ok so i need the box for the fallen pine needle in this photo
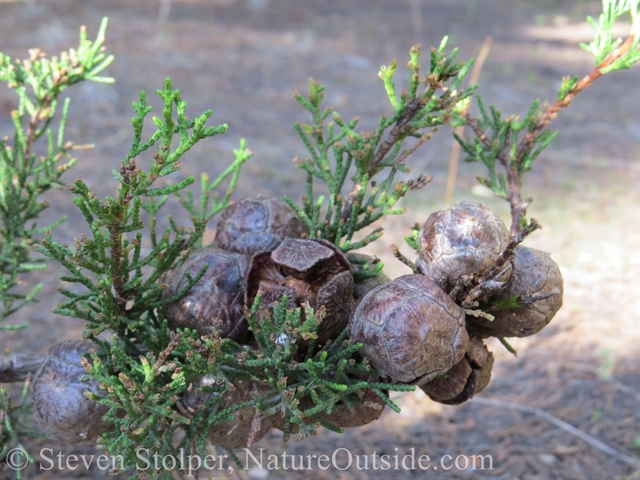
[472,396,640,468]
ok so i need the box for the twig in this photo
[463,308,494,322]
[445,35,492,206]
[464,113,492,149]
[503,165,531,237]
[515,35,635,163]
[460,219,540,308]
[21,49,77,159]
[391,244,416,271]
[486,218,540,279]
[370,99,423,175]
[472,396,640,468]
[340,183,362,223]
[395,128,438,166]
[340,97,433,222]
[340,98,425,223]
[510,37,635,232]
[462,34,636,235]
[0,354,46,383]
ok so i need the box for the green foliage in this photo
[347,252,386,281]
[29,76,250,476]
[454,96,558,200]
[82,295,413,477]
[81,329,193,478]
[37,78,247,342]
[482,295,528,311]
[284,39,476,253]
[404,224,421,254]
[0,17,114,328]
[581,0,639,70]
[174,140,251,249]
[455,0,639,234]
[0,18,114,476]
[0,378,45,474]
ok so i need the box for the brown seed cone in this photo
[348,274,468,385]
[245,238,354,345]
[270,385,386,434]
[321,388,386,429]
[213,197,309,256]
[420,337,494,405]
[180,376,273,449]
[417,201,510,292]
[270,413,306,435]
[162,248,249,341]
[32,340,110,445]
[468,246,564,338]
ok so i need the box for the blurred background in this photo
[1,1,638,478]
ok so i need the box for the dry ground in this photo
[1,1,639,479]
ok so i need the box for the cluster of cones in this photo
[30,199,562,449]
[350,201,563,405]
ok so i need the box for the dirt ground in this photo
[1,1,639,479]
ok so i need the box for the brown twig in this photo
[465,112,533,236]
[23,105,48,160]
[516,35,635,163]
[395,128,438,167]
[513,36,637,229]
[462,34,636,236]
[369,99,423,176]
[464,114,492,150]
[445,35,493,205]
[20,50,76,160]
[107,218,127,311]
[473,396,640,468]
[461,219,540,308]
[489,219,540,278]
[391,244,416,271]
[0,353,46,383]
[340,98,425,223]
[339,183,362,224]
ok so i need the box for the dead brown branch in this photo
[445,35,493,205]
[473,396,640,468]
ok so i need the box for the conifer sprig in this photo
[0,17,114,328]
[284,39,477,253]
[80,294,414,476]
[455,0,639,235]
[36,78,246,343]
[174,139,252,249]
[0,19,114,475]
